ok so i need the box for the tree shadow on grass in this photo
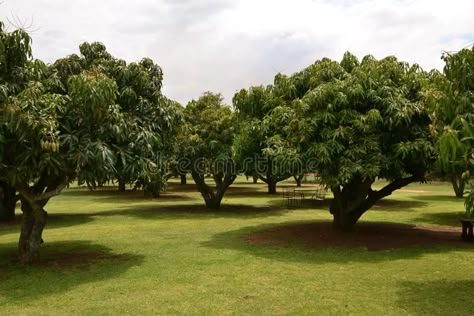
[2,203,288,238]
[0,240,144,301]
[372,198,428,211]
[268,198,426,212]
[397,279,474,315]
[413,211,465,227]
[411,194,464,203]
[63,188,195,203]
[46,203,287,222]
[0,212,96,237]
[202,221,474,264]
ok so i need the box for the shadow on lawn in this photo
[269,197,427,212]
[414,211,466,227]
[63,188,196,203]
[203,220,473,264]
[397,279,474,315]
[1,203,288,237]
[411,194,463,203]
[0,240,144,300]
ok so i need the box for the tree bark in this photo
[451,174,465,198]
[191,171,236,209]
[180,174,187,185]
[268,180,277,194]
[16,175,69,264]
[118,178,126,192]
[18,197,48,264]
[0,181,17,222]
[252,175,258,184]
[330,174,423,232]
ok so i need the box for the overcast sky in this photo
[1,0,473,104]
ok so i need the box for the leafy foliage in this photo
[177,92,236,208]
[435,46,474,211]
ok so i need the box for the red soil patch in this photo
[245,222,471,251]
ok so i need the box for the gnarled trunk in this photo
[451,174,465,198]
[191,171,236,209]
[0,181,17,222]
[252,175,258,184]
[330,174,422,232]
[180,174,187,185]
[18,198,48,264]
[16,175,69,264]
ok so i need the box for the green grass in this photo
[0,178,473,315]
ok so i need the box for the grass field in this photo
[0,178,473,315]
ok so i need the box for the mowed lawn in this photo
[0,178,473,315]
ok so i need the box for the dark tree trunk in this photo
[118,178,126,192]
[330,174,423,232]
[330,199,365,232]
[451,174,465,198]
[258,173,289,194]
[268,181,277,194]
[18,198,48,264]
[294,174,304,187]
[252,175,258,184]
[0,181,17,222]
[180,174,187,185]
[191,171,236,209]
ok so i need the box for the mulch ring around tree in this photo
[245,222,472,251]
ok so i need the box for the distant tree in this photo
[290,53,435,231]
[435,46,474,214]
[233,84,300,193]
[178,93,236,208]
[428,68,472,198]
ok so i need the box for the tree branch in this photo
[369,174,423,201]
[19,177,69,202]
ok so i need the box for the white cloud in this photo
[1,0,473,104]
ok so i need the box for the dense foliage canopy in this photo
[1,20,473,262]
[177,92,236,208]
[435,46,474,215]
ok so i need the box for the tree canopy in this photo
[435,46,474,215]
[177,92,237,208]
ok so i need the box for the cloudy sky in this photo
[1,0,473,104]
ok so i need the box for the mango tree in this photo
[178,92,236,208]
[0,22,31,221]
[436,46,474,212]
[291,53,435,231]
[233,85,299,193]
[52,42,181,195]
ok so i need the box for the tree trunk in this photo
[268,180,277,194]
[294,174,303,187]
[330,199,363,232]
[118,178,126,192]
[191,171,236,209]
[0,181,17,222]
[180,174,187,185]
[451,174,465,198]
[18,198,48,264]
[330,174,422,232]
[252,175,258,184]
